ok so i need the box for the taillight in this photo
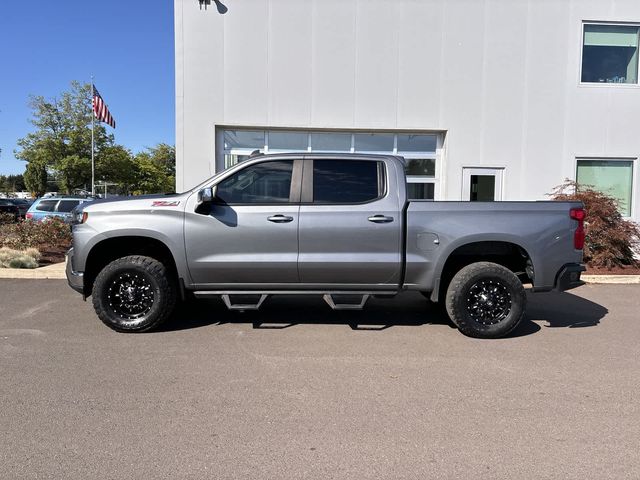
[25,212,33,220]
[570,207,586,250]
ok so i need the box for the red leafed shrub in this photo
[550,180,640,268]
[0,217,72,251]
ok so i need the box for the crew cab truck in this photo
[66,154,585,338]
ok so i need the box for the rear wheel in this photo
[445,262,526,338]
[92,255,176,332]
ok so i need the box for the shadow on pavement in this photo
[160,289,608,337]
[161,292,455,333]
[525,290,608,328]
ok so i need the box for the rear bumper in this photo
[65,248,84,295]
[554,263,586,292]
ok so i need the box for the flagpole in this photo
[91,76,95,197]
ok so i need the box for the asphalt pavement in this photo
[1,280,639,479]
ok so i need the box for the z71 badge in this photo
[151,201,180,207]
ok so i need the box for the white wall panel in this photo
[396,0,444,128]
[480,0,528,196]
[310,0,357,126]
[178,0,225,189]
[176,0,640,220]
[521,1,571,199]
[439,0,485,199]
[353,1,399,127]
[267,0,313,126]
[222,0,268,125]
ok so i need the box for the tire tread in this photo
[445,261,526,339]
[92,255,176,333]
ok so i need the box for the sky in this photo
[0,1,175,175]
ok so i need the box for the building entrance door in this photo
[462,168,504,201]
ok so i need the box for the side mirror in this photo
[197,187,214,204]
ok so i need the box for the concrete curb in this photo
[582,274,640,284]
[0,261,66,280]
[1,263,639,284]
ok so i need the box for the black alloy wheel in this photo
[466,279,512,326]
[92,255,176,332]
[106,272,155,323]
[445,262,526,338]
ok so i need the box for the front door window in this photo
[216,160,294,204]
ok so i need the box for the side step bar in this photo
[220,294,268,310]
[323,294,370,310]
[192,290,396,311]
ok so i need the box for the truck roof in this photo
[246,152,406,164]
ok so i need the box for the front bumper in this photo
[554,263,586,292]
[65,248,84,295]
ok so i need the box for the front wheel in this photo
[445,262,526,339]
[92,255,177,332]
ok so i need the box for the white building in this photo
[175,0,640,220]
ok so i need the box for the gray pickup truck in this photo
[66,154,585,338]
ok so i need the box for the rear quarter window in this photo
[35,200,58,212]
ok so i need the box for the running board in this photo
[192,290,395,311]
[323,294,370,310]
[220,294,268,310]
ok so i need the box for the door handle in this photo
[368,215,394,223]
[267,214,294,223]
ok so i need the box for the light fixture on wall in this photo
[198,0,228,14]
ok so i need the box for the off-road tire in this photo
[92,255,176,333]
[445,262,526,339]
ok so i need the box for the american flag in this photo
[92,85,116,128]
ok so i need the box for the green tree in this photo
[0,174,26,194]
[97,145,137,194]
[146,143,175,178]
[57,155,92,193]
[15,81,113,193]
[15,81,176,196]
[11,174,26,191]
[24,162,48,197]
[132,144,176,194]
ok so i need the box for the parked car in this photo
[0,199,20,221]
[67,154,585,338]
[26,196,94,223]
[3,198,33,218]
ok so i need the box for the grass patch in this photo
[0,247,42,269]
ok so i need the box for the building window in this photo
[581,23,640,84]
[223,130,265,169]
[576,159,634,216]
[405,159,435,176]
[406,182,434,200]
[268,131,309,151]
[218,128,440,200]
[310,132,352,152]
[354,133,394,152]
[397,134,438,152]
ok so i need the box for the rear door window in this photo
[56,200,81,213]
[35,200,58,212]
[312,160,384,204]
